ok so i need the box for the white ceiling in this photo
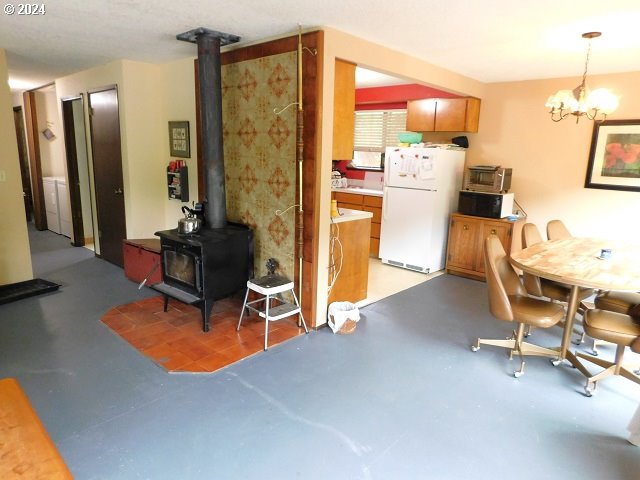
[2,0,640,91]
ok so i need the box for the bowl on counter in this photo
[398,132,423,144]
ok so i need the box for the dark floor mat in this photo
[0,279,61,305]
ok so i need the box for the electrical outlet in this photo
[0,170,6,182]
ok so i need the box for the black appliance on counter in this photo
[458,191,515,219]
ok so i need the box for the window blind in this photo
[353,109,407,152]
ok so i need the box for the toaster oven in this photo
[463,165,512,193]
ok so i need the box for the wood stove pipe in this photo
[177,28,240,229]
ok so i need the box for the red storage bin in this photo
[122,239,162,286]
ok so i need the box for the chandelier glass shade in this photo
[545,32,619,123]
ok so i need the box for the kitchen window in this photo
[351,109,407,170]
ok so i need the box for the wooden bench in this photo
[0,378,73,479]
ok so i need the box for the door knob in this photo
[114,188,123,195]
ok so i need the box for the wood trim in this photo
[23,91,46,230]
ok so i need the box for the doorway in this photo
[13,106,33,222]
[61,95,95,248]
[87,86,126,267]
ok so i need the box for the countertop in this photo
[330,208,373,224]
[332,187,383,197]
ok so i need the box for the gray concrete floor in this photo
[1,226,639,479]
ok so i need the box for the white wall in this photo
[36,89,66,177]
[0,49,32,284]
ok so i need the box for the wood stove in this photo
[150,27,254,332]
[153,224,253,332]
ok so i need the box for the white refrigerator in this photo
[379,147,465,273]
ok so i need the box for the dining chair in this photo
[576,307,640,396]
[471,235,565,377]
[593,291,640,372]
[521,223,594,342]
[546,219,572,240]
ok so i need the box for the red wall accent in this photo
[355,84,458,105]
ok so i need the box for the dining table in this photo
[509,236,640,374]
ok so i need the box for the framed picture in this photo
[585,119,640,192]
[168,121,190,158]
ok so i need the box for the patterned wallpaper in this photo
[222,51,297,279]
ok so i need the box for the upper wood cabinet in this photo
[406,97,481,133]
[332,60,356,160]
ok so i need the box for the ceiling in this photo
[2,0,640,91]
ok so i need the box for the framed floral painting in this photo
[585,119,640,192]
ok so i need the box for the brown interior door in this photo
[13,107,33,222]
[88,87,126,267]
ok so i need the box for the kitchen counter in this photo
[331,186,383,197]
[328,209,371,304]
[331,208,373,224]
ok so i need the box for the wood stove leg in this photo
[163,295,169,312]
[201,299,214,332]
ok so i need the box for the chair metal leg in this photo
[236,287,250,331]
[291,289,308,333]
[264,293,271,351]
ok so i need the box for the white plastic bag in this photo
[327,302,360,334]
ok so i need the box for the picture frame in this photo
[585,119,640,192]
[168,121,190,158]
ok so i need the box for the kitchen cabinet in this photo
[333,191,382,257]
[445,213,524,281]
[332,60,356,160]
[406,97,481,133]
[328,211,371,305]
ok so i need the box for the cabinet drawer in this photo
[337,202,362,212]
[363,195,382,208]
[334,192,363,204]
[370,222,381,238]
[362,206,381,224]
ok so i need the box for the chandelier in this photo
[545,32,619,123]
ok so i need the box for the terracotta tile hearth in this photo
[101,296,306,373]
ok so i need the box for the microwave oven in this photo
[458,191,514,219]
[463,165,512,193]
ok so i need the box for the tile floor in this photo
[101,295,305,373]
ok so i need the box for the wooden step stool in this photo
[237,275,308,350]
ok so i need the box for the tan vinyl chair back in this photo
[484,234,527,322]
[521,223,545,297]
[547,219,572,240]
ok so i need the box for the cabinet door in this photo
[406,99,436,132]
[435,98,481,132]
[332,60,356,160]
[475,221,511,274]
[447,216,481,271]
[434,98,468,132]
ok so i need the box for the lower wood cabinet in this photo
[445,213,524,281]
[332,191,382,257]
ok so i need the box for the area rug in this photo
[101,296,306,373]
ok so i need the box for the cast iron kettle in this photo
[178,206,202,234]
